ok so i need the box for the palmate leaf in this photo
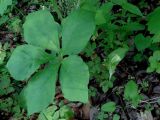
[62,9,95,55]
[23,10,60,52]
[60,55,89,103]
[21,62,59,115]
[7,45,50,81]
[0,0,12,15]
[7,8,95,115]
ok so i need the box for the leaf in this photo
[23,10,60,52]
[95,2,113,25]
[0,0,12,15]
[124,80,141,107]
[95,10,106,25]
[122,3,143,16]
[0,49,6,64]
[147,51,160,73]
[124,80,138,99]
[121,22,145,31]
[111,0,143,16]
[80,0,99,12]
[147,7,160,34]
[147,7,160,43]
[147,7,160,44]
[22,62,59,115]
[111,0,126,5]
[152,33,160,43]
[59,105,74,119]
[62,9,95,55]
[107,47,128,79]
[134,34,152,51]
[101,102,116,112]
[7,45,50,81]
[49,0,63,20]
[113,114,120,120]
[0,15,9,26]
[38,105,58,120]
[60,55,89,103]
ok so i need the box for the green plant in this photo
[0,15,9,26]
[106,47,128,79]
[146,7,160,74]
[97,101,117,120]
[124,80,141,107]
[7,9,95,115]
[111,0,143,16]
[0,68,14,96]
[147,51,160,73]
[140,80,149,92]
[38,104,74,120]
[0,67,27,119]
[97,111,108,120]
[147,7,160,43]
[89,86,97,97]
[134,34,152,52]
[113,114,120,120]
[0,42,8,65]
[0,0,12,15]
[8,17,22,33]
[57,0,79,17]
[101,101,116,113]
[133,53,145,62]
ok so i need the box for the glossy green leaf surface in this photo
[22,63,59,115]
[60,55,89,103]
[7,45,50,81]
[62,9,95,55]
[23,10,60,51]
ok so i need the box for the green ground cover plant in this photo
[1,0,160,119]
[7,8,95,115]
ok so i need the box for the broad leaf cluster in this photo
[7,9,95,115]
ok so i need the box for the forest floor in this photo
[0,0,160,120]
